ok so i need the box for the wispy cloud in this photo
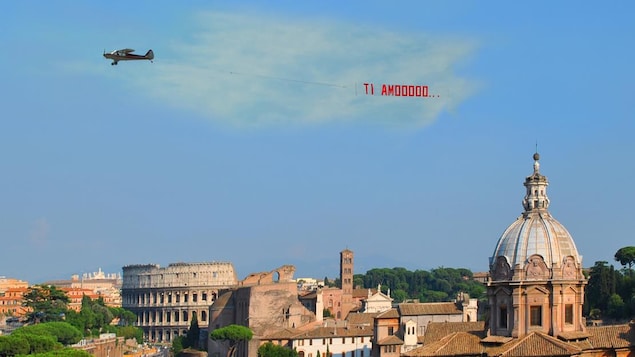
[133,11,480,127]
[28,218,50,247]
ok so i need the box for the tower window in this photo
[499,305,508,328]
[530,306,542,326]
[565,304,573,324]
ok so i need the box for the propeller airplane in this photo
[103,48,154,65]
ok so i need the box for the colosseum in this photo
[122,261,238,342]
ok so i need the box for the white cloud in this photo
[133,11,479,127]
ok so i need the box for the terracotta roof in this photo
[416,324,635,356]
[404,332,484,357]
[556,331,591,341]
[263,328,301,339]
[423,322,486,345]
[586,324,635,349]
[481,335,513,344]
[492,332,581,357]
[399,303,462,316]
[346,312,379,327]
[376,308,400,319]
[353,288,376,298]
[377,335,404,345]
[291,326,373,339]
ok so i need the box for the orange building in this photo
[0,287,29,317]
[60,287,101,312]
[0,277,30,318]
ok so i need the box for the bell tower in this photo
[340,249,354,319]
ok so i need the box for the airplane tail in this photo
[145,49,154,60]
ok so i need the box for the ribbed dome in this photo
[491,212,581,270]
[489,153,582,277]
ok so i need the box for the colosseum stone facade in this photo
[122,262,238,343]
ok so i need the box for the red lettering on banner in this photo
[366,83,434,98]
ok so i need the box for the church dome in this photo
[489,153,582,280]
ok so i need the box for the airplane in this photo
[103,48,154,65]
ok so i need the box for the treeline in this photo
[328,267,486,303]
[21,285,142,341]
[0,285,142,356]
[0,322,90,357]
[585,260,635,320]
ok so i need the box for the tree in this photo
[0,335,30,356]
[586,261,616,313]
[607,293,626,319]
[391,289,408,303]
[14,333,60,354]
[109,307,137,326]
[172,335,185,356]
[258,342,298,357]
[23,285,70,323]
[210,325,253,357]
[117,326,143,344]
[13,322,83,345]
[615,246,635,272]
[185,312,201,349]
[27,348,93,356]
[64,295,116,336]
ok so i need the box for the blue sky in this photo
[1,1,633,284]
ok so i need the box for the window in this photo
[499,305,508,328]
[388,327,394,335]
[530,306,542,326]
[383,346,395,353]
[342,338,345,344]
[202,293,208,301]
[193,293,198,302]
[565,304,573,324]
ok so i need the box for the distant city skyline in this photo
[2,1,634,284]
